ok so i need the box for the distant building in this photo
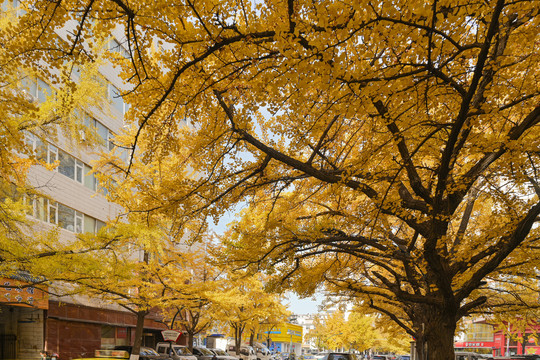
[294,314,317,352]
[263,323,303,356]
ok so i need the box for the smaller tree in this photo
[305,316,327,352]
[322,310,348,351]
[213,273,288,355]
[344,311,379,353]
[40,221,197,360]
[158,247,222,350]
[305,305,409,354]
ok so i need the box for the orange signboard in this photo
[0,277,48,309]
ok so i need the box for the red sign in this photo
[454,341,495,348]
[0,278,48,309]
[161,330,181,342]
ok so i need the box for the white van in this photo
[226,345,257,360]
[156,342,198,360]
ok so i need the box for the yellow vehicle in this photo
[74,350,130,360]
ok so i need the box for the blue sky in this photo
[286,293,323,315]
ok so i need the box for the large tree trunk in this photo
[414,308,457,360]
[130,310,147,360]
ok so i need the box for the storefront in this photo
[491,327,540,356]
[0,274,171,360]
[453,341,495,355]
[263,324,303,356]
[46,301,168,360]
[0,275,49,360]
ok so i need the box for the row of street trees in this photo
[306,308,409,355]
[0,2,289,357]
[1,0,539,359]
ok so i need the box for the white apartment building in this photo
[0,8,170,360]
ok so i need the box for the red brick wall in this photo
[46,302,168,360]
[47,302,166,329]
[46,317,101,360]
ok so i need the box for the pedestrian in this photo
[40,350,50,360]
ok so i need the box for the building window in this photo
[83,216,96,234]
[100,326,130,349]
[109,38,129,58]
[83,113,115,150]
[58,150,75,179]
[33,196,47,222]
[101,325,116,349]
[27,196,104,234]
[57,203,84,232]
[22,77,53,103]
[75,160,83,183]
[35,137,48,162]
[108,84,125,115]
[25,133,99,188]
[84,164,97,191]
[48,200,57,224]
[82,216,105,234]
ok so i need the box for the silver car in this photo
[156,343,197,360]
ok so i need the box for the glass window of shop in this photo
[101,326,130,349]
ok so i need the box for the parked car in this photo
[371,356,392,360]
[208,348,240,360]
[254,344,271,360]
[321,353,358,360]
[226,345,256,360]
[192,347,217,360]
[114,346,170,360]
[155,343,197,360]
[455,352,491,360]
[313,354,328,360]
[396,356,410,360]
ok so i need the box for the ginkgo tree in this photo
[158,242,224,351]
[212,273,288,355]
[306,307,408,354]
[39,220,211,360]
[4,0,540,359]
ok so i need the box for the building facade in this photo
[293,315,317,353]
[453,319,540,356]
[263,323,303,356]
[0,5,175,359]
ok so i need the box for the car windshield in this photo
[175,347,192,355]
[144,349,159,356]
[213,350,228,356]
[197,348,214,355]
